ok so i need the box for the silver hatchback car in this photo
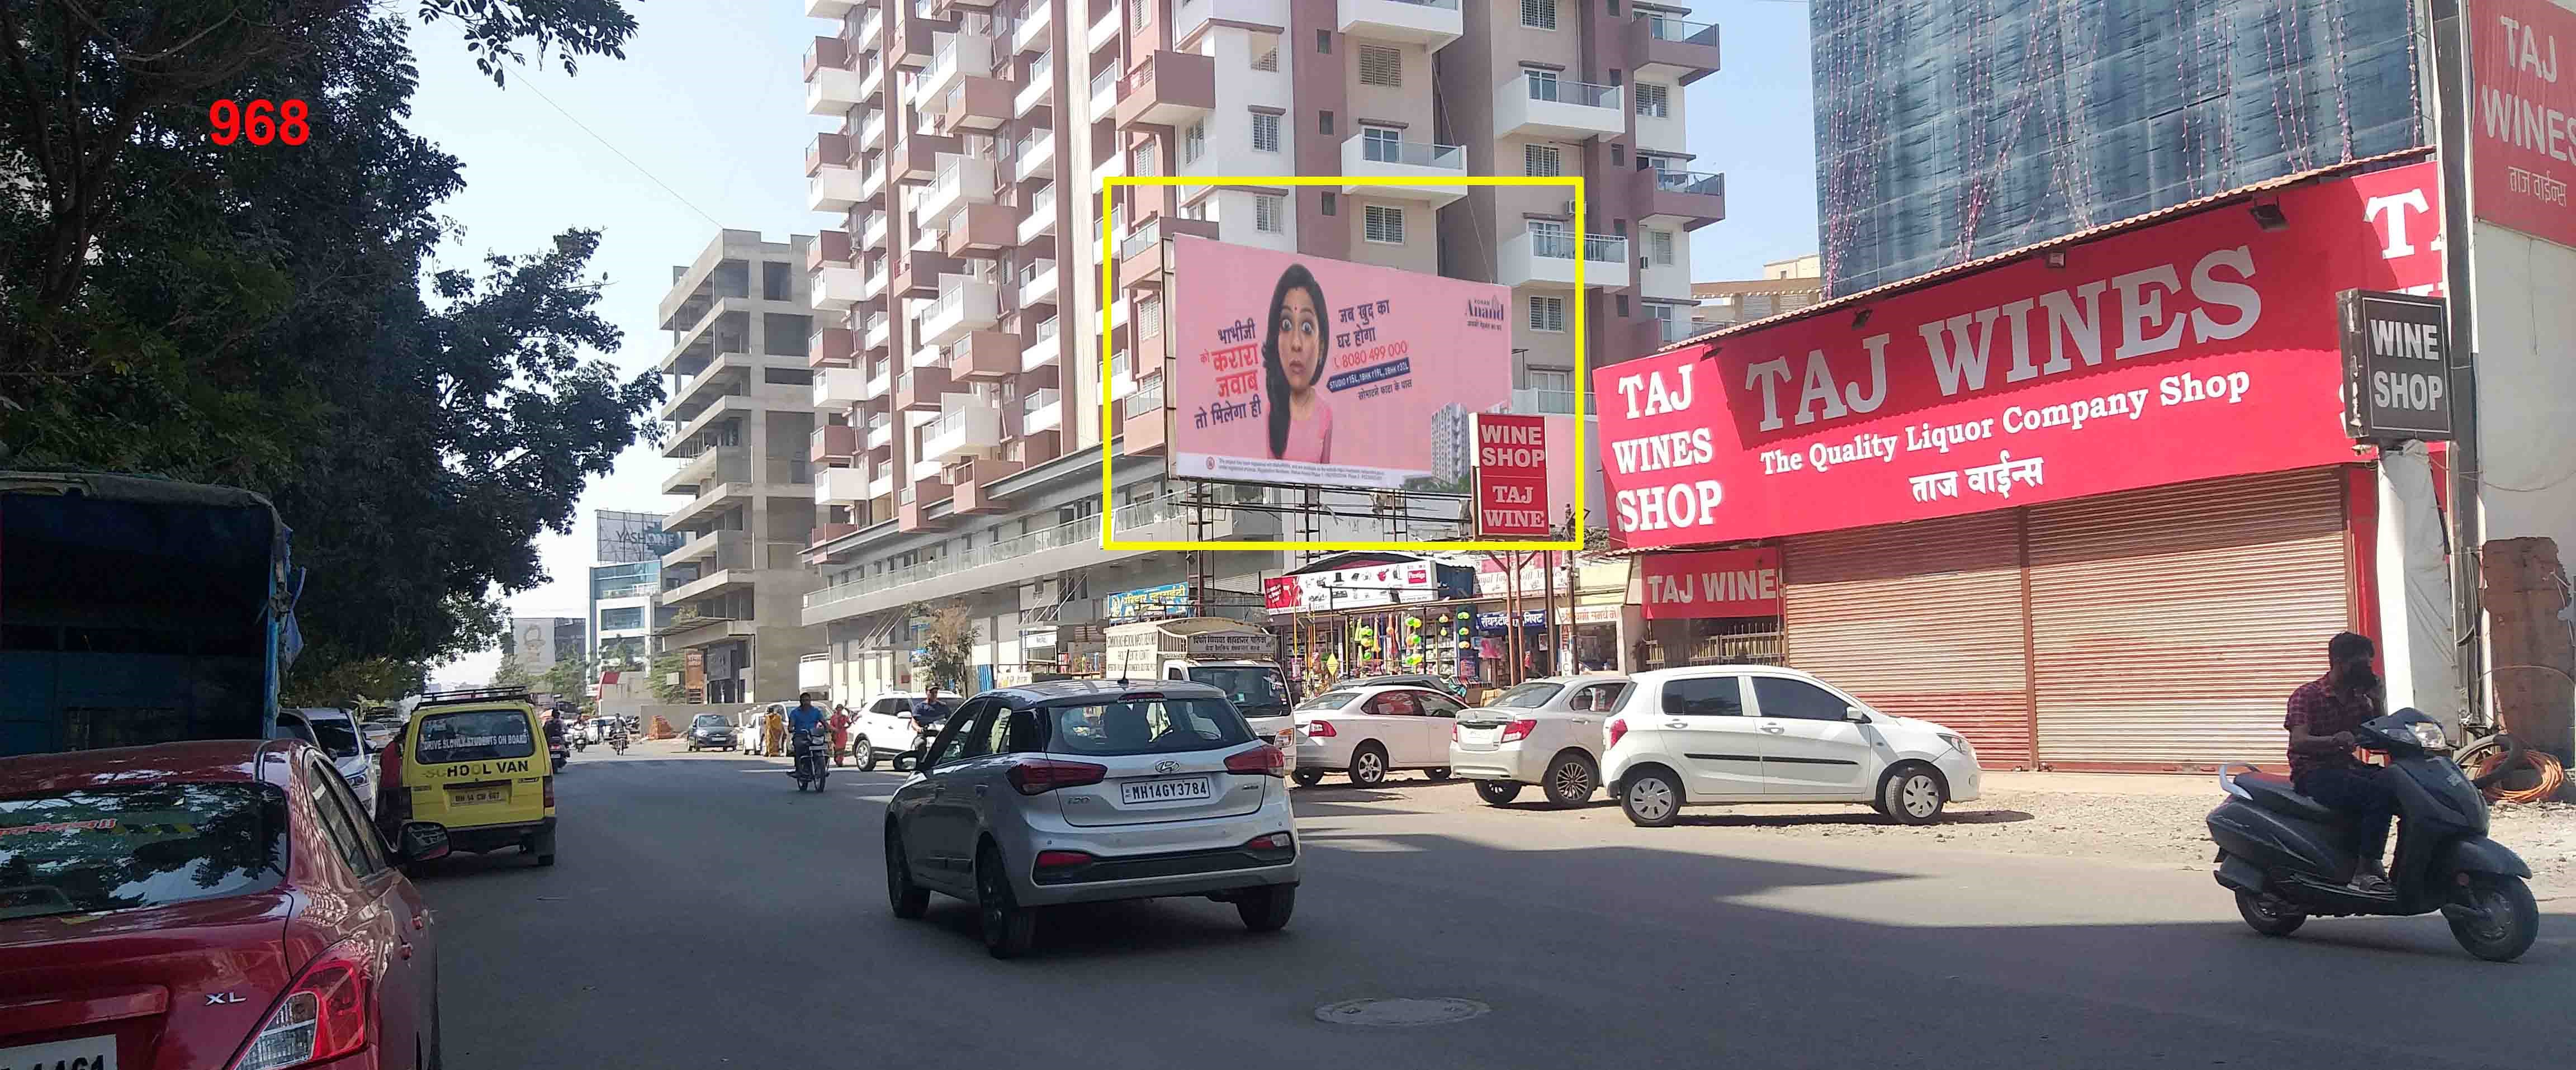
[882,680,1300,958]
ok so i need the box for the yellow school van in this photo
[382,686,557,865]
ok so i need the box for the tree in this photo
[539,650,596,710]
[0,3,659,691]
[281,657,430,708]
[648,649,687,703]
[491,655,532,690]
[911,605,977,693]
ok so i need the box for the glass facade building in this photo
[1812,0,2424,296]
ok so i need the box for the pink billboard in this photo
[1166,235,1513,491]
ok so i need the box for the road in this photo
[413,742,2574,1069]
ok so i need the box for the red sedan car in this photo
[0,739,448,1069]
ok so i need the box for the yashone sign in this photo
[1593,163,2443,548]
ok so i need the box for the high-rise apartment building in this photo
[1810,0,2421,296]
[654,230,829,704]
[795,0,1721,702]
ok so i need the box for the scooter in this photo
[548,737,571,769]
[2206,708,2539,962]
[790,727,830,792]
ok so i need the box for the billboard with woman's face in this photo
[1163,235,1513,491]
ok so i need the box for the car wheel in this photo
[857,737,878,771]
[1348,744,1389,786]
[884,824,929,919]
[1620,769,1681,828]
[976,842,1037,959]
[1474,780,1523,805]
[1290,768,1325,788]
[1542,753,1598,808]
[1423,768,1452,782]
[1879,764,1947,825]
[1237,884,1296,932]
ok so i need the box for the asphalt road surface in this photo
[413,743,2575,1069]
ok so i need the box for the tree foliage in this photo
[648,648,686,702]
[0,2,654,692]
[911,605,977,694]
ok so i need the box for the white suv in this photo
[1600,666,1981,826]
[850,691,959,770]
[1448,675,1633,807]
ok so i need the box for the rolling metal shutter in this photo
[2026,468,2352,769]
[1782,512,2033,768]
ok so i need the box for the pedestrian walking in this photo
[763,705,786,757]
[829,704,853,766]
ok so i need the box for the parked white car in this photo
[1600,665,1982,826]
[1288,685,1468,787]
[288,707,377,818]
[1449,675,1635,807]
[849,691,959,770]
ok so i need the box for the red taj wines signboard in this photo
[1594,163,2443,548]
[2475,1,2576,249]
[1472,414,1550,537]
[1640,548,1782,619]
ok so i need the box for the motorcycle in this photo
[2206,707,2539,962]
[610,732,628,756]
[790,726,831,792]
[548,736,571,769]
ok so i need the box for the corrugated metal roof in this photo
[1649,147,2436,358]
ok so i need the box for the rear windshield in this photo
[306,718,362,759]
[0,784,287,919]
[1487,682,1565,710]
[693,714,728,727]
[415,708,536,764]
[1188,666,1285,710]
[1295,690,1360,712]
[1041,698,1253,757]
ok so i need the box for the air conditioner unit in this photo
[1562,199,1579,216]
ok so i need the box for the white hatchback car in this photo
[1287,684,1469,787]
[1448,675,1635,807]
[850,691,960,770]
[1600,665,1982,826]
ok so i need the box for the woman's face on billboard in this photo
[1276,286,1323,389]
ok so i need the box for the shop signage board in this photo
[1593,163,2444,548]
[1263,561,1443,613]
[1471,414,1552,537]
[2337,290,2454,439]
[1104,582,1191,621]
[2474,0,2576,249]
[1640,548,1783,619]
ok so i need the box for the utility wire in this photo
[505,58,724,229]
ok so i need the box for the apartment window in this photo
[1606,0,1620,13]
[1319,192,1336,215]
[1615,294,1630,317]
[1182,120,1206,165]
[1252,35,1281,72]
[1610,144,1625,167]
[1646,228,1675,265]
[1133,140,1158,176]
[1361,124,1401,162]
[1523,143,1562,177]
[1358,44,1402,87]
[1522,0,1556,31]
[1182,199,1209,221]
[1527,295,1566,333]
[1363,205,1405,244]
[1138,296,1163,338]
[1635,83,1670,119]
[1251,112,1281,152]
[1254,193,1284,233]
[1527,368,1573,393]
[1319,110,1334,135]
[1525,68,1561,101]
[1131,0,1148,29]
[1317,29,1332,53]
[761,262,791,301]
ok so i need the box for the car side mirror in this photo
[894,754,921,773]
[396,821,451,865]
[1844,707,1870,723]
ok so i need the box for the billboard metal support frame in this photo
[2429,0,2487,728]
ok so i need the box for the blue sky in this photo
[413,1,1816,686]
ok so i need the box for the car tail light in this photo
[230,940,370,1070]
[1606,718,1628,749]
[1225,745,1285,777]
[1303,719,1336,738]
[542,775,555,808]
[1502,718,1537,743]
[1247,832,1293,850]
[1034,850,1094,869]
[1007,759,1107,795]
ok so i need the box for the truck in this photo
[1104,617,1292,735]
[1,471,302,756]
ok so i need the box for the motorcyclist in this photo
[606,714,630,751]
[788,693,827,768]
[2284,631,2394,892]
[542,711,566,750]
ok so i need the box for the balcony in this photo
[920,404,1005,463]
[1630,166,1728,228]
[663,359,749,423]
[854,8,884,51]
[1336,0,1460,49]
[802,492,1237,623]
[860,162,887,201]
[809,521,862,548]
[1114,51,1215,129]
[1015,60,1053,120]
[1110,351,1135,399]
[1021,387,1063,433]
[911,457,944,482]
[804,54,866,114]
[892,10,949,70]
[1631,14,1723,85]
[1086,3,1120,53]
[814,366,874,408]
[865,413,894,450]
[861,360,893,400]
[808,325,856,369]
[1123,375,1167,455]
[811,423,859,463]
[1022,320,1062,373]
[808,162,865,213]
[868,462,896,499]
[860,108,887,149]
[805,131,850,178]
[1339,135,1467,206]
[920,34,992,103]
[1509,387,1579,415]
[859,59,884,101]
[1020,184,1059,243]
[861,260,889,301]
[947,329,1020,381]
[920,274,1000,345]
[1015,131,1055,182]
[909,340,945,370]
[815,465,874,505]
[943,202,1016,258]
[940,75,1014,132]
[891,248,963,299]
[1014,2,1051,53]
[918,153,995,221]
[895,365,954,411]
[950,456,1021,514]
[894,131,960,184]
[807,229,851,271]
[863,311,892,352]
[860,210,888,249]
[1497,230,1631,289]
[1087,64,1119,122]
[1019,257,1059,307]
[811,264,869,310]
[1117,216,1219,291]
[664,446,746,496]
[805,0,855,21]
[1494,72,1625,140]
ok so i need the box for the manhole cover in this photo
[1313,998,1490,1027]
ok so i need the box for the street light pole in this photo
[2430,0,2488,727]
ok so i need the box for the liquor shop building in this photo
[1598,159,2457,772]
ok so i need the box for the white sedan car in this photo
[1601,665,1982,826]
[1448,675,1635,807]
[1288,684,1469,787]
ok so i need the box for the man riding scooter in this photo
[2283,632,2394,891]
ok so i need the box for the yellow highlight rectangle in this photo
[1097,175,1587,552]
